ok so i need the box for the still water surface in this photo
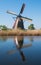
[0,36,41,65]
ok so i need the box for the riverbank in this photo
[0,29,41,36]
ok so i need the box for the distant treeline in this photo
[0,25,8,30]
[0,24,41,30]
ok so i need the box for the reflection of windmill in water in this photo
[8,36,32,61]
[7,3,32,29]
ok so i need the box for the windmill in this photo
[7,3,32,29]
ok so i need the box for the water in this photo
[0,36,41,65]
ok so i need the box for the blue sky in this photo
[0,0,41,29]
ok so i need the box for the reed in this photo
[0,29,41,36]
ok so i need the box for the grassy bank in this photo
[0,29,41,36]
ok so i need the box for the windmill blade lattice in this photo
[19,3,25,14]
[7,10,18,16]
[21,16,32,22]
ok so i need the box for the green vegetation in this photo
[28,24,35,30]
[0,25,8,30]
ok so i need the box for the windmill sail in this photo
[7,10,17,16]
[21,16,32,22]
[19,3,25,14]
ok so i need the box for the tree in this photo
[28,24,35,30]
[0,25,8,30]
